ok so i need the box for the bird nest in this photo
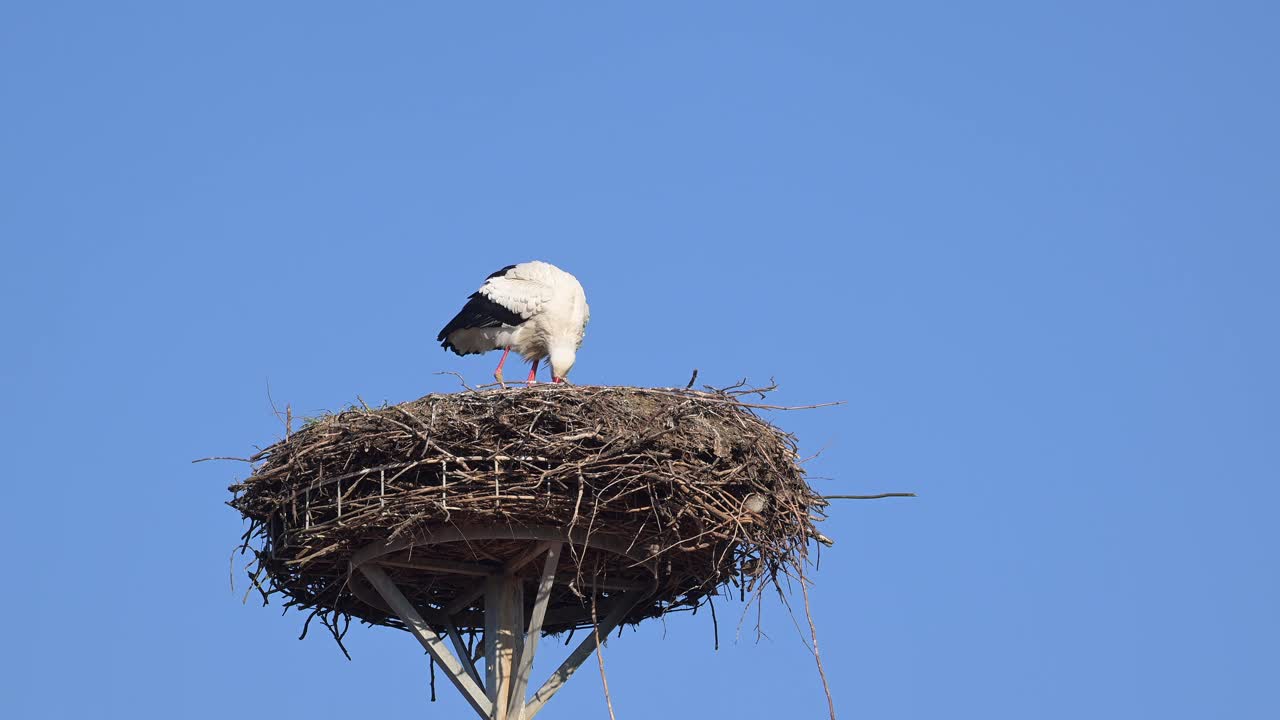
[228,383,830,649]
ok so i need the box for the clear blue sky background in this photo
[3,3,1277,718]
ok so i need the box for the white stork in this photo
[437,261,590,386]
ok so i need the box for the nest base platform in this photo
[349,524,653,720]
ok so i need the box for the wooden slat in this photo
[446,580,488,616]
[445,617,483,687]
[485,575,523,719]
[447,540,555,617]
[359,564,492,719]
[378,555,498,577]
[484,576,499,716]
[508,542,561,720]
[505,540,555,574]
[524,592,644,718]
[449,573,647,618]
[349,525,658,579]
[500,578,525,717]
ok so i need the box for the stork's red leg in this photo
[526,358,539,386]
[494,347,511,388]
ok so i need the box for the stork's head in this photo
[549,344,577,383]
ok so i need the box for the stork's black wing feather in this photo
[437,265,528,354]
[485,264,518,280]
[437,291,527,354]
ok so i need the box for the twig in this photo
[708,593,719,651]
[723,399,844,411]
[266,379,288,436]
[193,456,253,464]
[821,493,916,500]
[685,368,699,389]
[798,439,832,465]
[800,573,836,720]
[433,370,477,392]
[592,590,618,720]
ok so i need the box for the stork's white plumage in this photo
[437,261,590,386]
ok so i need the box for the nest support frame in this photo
[349,523,656,720]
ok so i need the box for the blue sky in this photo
[3,2,1277,718]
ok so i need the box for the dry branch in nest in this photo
[228,383,832,650]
